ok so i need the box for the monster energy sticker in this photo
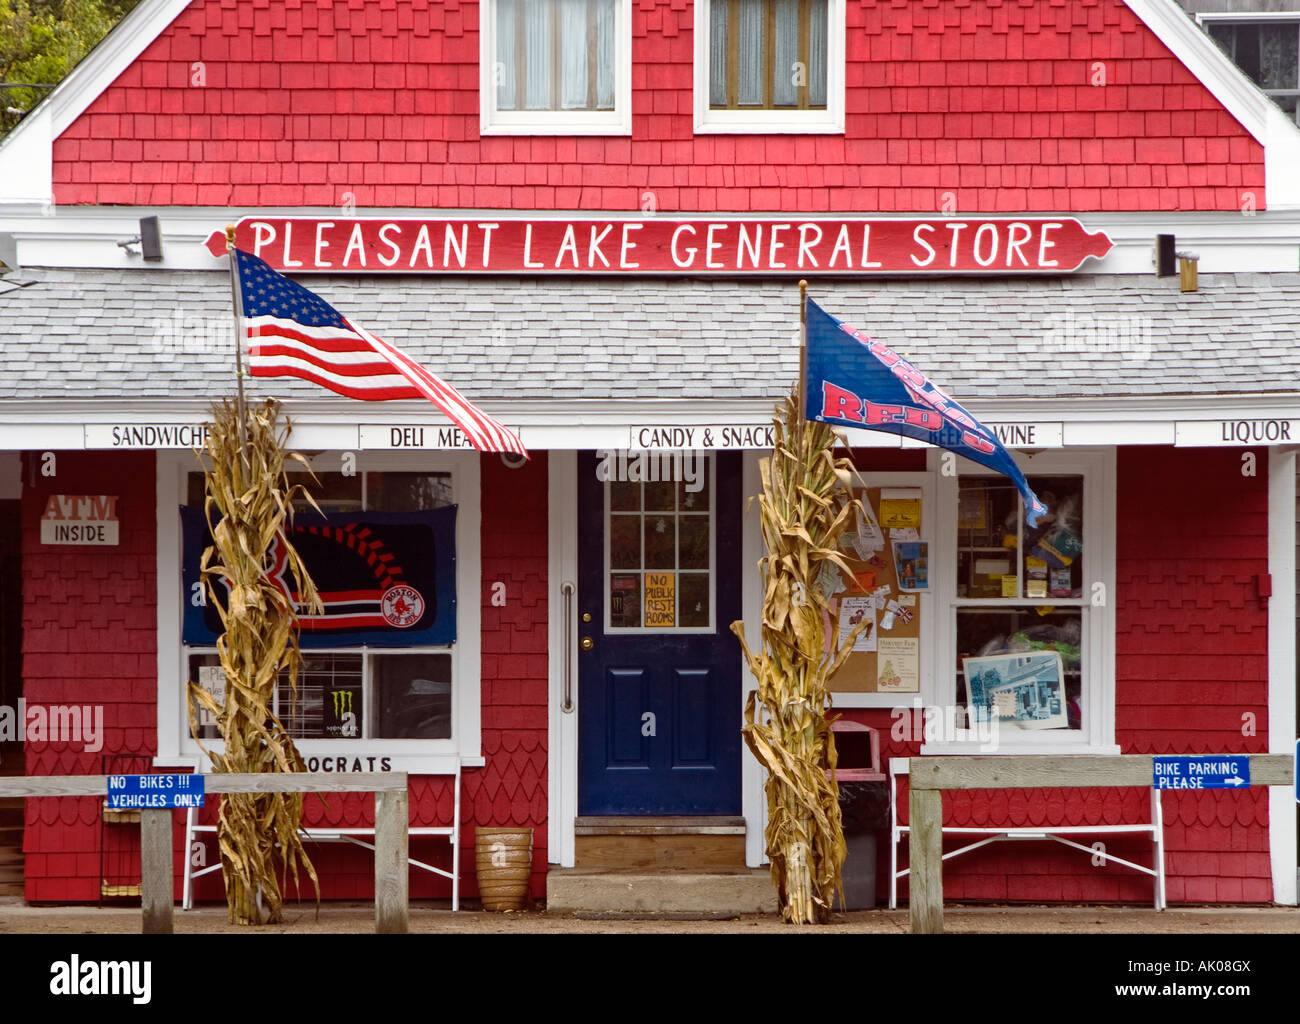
[329,689,361,738]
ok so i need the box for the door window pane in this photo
[603,452,714,630]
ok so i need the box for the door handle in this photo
[580,636,594,651]
[561,581,575,713]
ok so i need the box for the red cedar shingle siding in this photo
[51,0,1264,211]
[24,451,550,903]
[845,446,1271,905]
[21,451,158,903]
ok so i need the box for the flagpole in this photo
[225,224,249,467]
[798,279,808,437]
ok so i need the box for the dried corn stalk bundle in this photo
[186,397,324,925]
[731,389,868,924]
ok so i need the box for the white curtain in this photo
[524,0,551,109]
[496,0,518,109]
[596,0,615,109]
[561,0,589,109]
[772,0,797,106]
[737,0,764,105]
[499,0,614,112]
[809,0,827,107]
[710,0,728,106]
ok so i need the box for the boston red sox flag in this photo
[231,248,527,457]
[804,298,1047,526]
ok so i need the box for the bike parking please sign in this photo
[1153,756,1250,791]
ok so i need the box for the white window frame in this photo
[154,450,483,773]
[926,447,1117,755]
[480,0,633,136]
[693,0,846,134]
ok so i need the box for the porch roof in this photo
[1,268,1298,407]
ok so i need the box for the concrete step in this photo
[546,867,777,920]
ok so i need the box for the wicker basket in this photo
[474,826,533,911]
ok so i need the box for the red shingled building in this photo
[0,0,1298,913]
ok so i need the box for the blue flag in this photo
[804,298,1047,527]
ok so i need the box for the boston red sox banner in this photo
[182,506,457,647]
[804,298,1047,526]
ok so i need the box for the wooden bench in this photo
[888,756,1167,911]
[182,764,461,911]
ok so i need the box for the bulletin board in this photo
[828,487,924,694]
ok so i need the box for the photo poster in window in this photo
[828,485,923,693]
[963,651,1067,730]
[180,506,458,647]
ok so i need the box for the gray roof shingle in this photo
[1,268,1298,404]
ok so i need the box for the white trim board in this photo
[1267,447,1296,905]
[12,402,1300,453]
[2,206,1298,272]
[547,451,579,867]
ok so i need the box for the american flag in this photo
[233,248,527,457]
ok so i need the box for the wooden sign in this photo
[204,216,1112,275]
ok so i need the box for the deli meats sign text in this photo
[205,217,1112,275]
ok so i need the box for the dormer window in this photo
[1201,13,1300,126]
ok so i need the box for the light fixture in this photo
[116,215,163,261]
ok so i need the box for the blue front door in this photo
[577,450,743,815]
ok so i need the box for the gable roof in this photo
[1,0,1298,208]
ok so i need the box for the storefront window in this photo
[606,456,714,631]
[955,474,1086,733]
[184,470,455,743]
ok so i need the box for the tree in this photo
[0,0,137,138]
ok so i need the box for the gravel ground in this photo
[2,898,1299,934]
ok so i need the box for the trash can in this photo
[831,722,889,910]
